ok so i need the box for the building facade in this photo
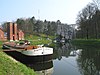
[7,22,18,41]
[7,22,24,41]
[18,29,24,40]
[0,27,4,40]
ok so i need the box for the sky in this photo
[0,0,93,25]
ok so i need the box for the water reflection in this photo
[51,42,100,75]
[52,43,78,60]
[51,42,81,75]
[77,46,100,75]
[25,61,53,75]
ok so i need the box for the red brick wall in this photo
[18,30,24,40]
[21,31,24,40]
[7,22,18,41]
[7,22,13,41]
[7,22,24,41]
[13,23,18,41]
[0,28,4,40]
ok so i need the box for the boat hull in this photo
[2,43,53,56]
[4,51,53,63]
[3,42,53,63]
[19,47,53,56]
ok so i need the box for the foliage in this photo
[16,17,59,36]
[76,1,100,39]
[1,15,73,40]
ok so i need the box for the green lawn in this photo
[25,34,54,45]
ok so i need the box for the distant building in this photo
[57,24,73,40]
[0,27,4,40]
[4,32,7,40]
[7,22,24,41]
[7,22,18,41]
[18,29,24,40]
[57,24,77,40]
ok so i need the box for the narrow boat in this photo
[2,41,53,62]
[2,42,53,56]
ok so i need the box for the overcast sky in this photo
[0,0,93,24]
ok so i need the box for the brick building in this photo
[0,27,4,40]
[18,29,24,40]
[7,22,24,41]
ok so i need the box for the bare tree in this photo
[76,3,97,39]
[93,0,100,9]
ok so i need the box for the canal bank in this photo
[0,51,36,75]
[71,39,100,46]
[0,34,54,75]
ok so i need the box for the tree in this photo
[43,20,48,35]
[34,20,44,33]
[1,22,7,32]
[16,18,25,32]
[93,0,100,9]
[28,16,36,33]
[76,3,97,39]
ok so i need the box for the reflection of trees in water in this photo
[77,47,100,75]
[53,43,76,60]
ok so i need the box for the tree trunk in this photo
[86,28,89,39]
[95,22,98,39]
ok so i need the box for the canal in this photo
[32,43,100,75]
[4,42,100,75]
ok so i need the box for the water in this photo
[51,43,81,75]
[4,43,100,75]
[31,43,100,75]
[52,57,80,75]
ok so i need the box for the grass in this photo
[0,41,3,50]
[25,34,53,45]
[71,39,100,47]
[0,52,36,75]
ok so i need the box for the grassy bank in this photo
[71,39,100,46]
[0,34,54,75]
[0,51,36,75]
[25,34,54,45]
[0,41,3,50]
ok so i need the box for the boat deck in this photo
[3,42,40,50]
